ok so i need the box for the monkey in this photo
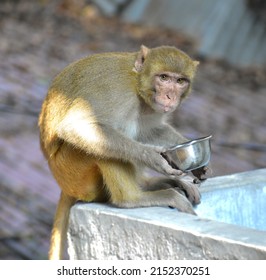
[38,45,204,260]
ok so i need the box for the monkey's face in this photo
[135,45,198,113]
[151,72,190,113]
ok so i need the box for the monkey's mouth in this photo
[152,90,176,113]
[156,101,175,113]
[154,96,176,113]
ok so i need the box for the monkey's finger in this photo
[168,169,186,177]
[204,166,213,176]
[198,167,212,181]
[192,166,212,181]
[167,189,197,215]
[155,146,168,153]
[146,144,166,154]
[193,178,201,184]
[161,152,180,169]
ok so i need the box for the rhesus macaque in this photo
[39,45,204,260]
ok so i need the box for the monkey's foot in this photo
[175,175,201,206]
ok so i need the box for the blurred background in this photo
[0,0,265,259]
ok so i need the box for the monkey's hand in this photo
[191,166,210,182]
[175,175,201,206]
[160,151,179,169]
[160,150,210,185]
[141,145,184,177]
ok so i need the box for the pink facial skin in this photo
[153,72,190,113]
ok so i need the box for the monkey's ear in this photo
[193,60,200,67]
[133,45,150,72]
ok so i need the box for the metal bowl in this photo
[166,135,212,172]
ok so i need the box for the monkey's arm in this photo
[142,123,188,148]
[56,111,182,176]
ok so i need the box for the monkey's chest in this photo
[118,120,139,139]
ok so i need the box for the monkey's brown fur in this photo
[39,45,200,259]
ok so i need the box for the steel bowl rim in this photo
[167,135,212,151]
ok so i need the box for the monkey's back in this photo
[38,51,140,158]
[54,52,138,97]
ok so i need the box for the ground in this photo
[0,0,265,259]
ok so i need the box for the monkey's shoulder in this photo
[72,52,136,71]
[51,52,137,89]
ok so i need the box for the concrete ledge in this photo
[67,170,266,260]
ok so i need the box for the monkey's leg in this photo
[97,160,196,215]
[48,144,107,260]
[143,177,182,190]
[49,143,106,202]
[49,192,76,260]
[143,176,201,206]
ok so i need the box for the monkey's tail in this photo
[49,192,76,260]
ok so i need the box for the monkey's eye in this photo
[176,78,187,85]
[159,74,170,82]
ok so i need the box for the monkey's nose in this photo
[166,92,176,101]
